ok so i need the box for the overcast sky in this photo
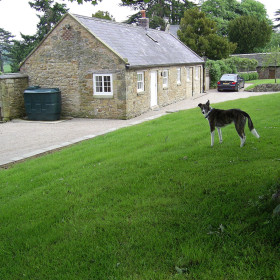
[0,0,279,40]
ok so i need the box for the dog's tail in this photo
[241,111,260,138]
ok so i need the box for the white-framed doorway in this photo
[150,70,158,108]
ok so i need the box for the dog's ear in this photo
[198,103,202,108]
[206,100,210,106]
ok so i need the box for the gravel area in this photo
[0,88,278,167]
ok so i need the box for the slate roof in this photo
[166,25,180,39]
[72,14,204,68]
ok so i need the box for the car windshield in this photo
[220,75,237,82]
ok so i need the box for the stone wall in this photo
[0,74,29,121]
[257,66,280,79]
[247,83,280,92]
[20,14,205,120]
[125,65,204,119]
[20,14,127,119]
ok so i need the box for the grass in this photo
[3,64,11,73]
[1,94,280,279]
[245,79,280,90]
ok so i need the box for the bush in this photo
[238,71,259,81]
[249,71,259,80]
[238,72,249,81]
[206,60,221,87]
[206,57,259,87]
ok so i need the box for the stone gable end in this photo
[20,14,127,119]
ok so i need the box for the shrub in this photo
[217,60,231,74]
[238,71,259,81]
[249,71,259,80]
[206,57,259,87]
[206,60,221,87]
[224,57,238,73]
[238,72,249,81]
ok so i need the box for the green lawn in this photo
[1,94,280,279]
[245,79,280,90]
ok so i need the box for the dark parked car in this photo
[217,74,245,92]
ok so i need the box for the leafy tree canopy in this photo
[201,0,269,36]
[9,0,68,72]
[0,28,14,72]
[121,0,195,25]
[92,10,115,20]
[29,0,69,41]
[228,15,272,54]
[178,7,236,59]
[67,0,101,4]
[240,0,267,20]
[255,32,280,53]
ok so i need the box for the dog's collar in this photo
[205,108,213,119]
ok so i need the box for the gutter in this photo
[126,61,205,70]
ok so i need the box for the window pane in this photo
[177,68,181,83]
[95,76,103,92]
[104,76,111,92]
[163,70,168,87]
[137,72,144,92]
[186,67,190,81]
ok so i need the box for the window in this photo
[177,68,181,84]
[162,70,168,88]
[186,67,190,82]
[195,66,200,80]
[93,74,113,96]
[137,71,144,92]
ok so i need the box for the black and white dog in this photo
[198,100,260,147]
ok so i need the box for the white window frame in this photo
[162,70,168,88]
[93,74,113,96]
[186,67,191,82]
[137,71,145,92]
[195,66,200,80]
[177,68,181,85]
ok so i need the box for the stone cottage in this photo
[20,12,205,119]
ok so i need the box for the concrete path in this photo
[0,88,278,168]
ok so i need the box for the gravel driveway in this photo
[1,88,278,167]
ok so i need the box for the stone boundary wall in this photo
[0,74,29,121]
[247,83,280,92]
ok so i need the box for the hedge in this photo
[238,72,259,81]
[206,57,258,87]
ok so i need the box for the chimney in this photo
[138,10,149,29]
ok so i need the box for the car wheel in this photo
[235,85,239,92]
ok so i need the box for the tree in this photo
[9,0,68,71]
[0,28,14,73]
[9,34,38,72]
[228,15,272,54]
[67,0,101,4]
[255,32,280,53]
[178,8,236,59]
[201,0,241,36]
[29,0,69,41]
[92,10,114,20]
[121,0,196,25]
[201,0,269,37]
[240,0,267,19]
